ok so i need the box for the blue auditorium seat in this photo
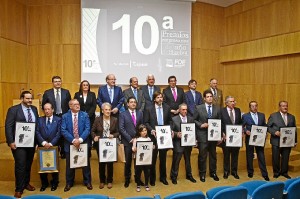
[124,195,161,199]
[251,181,284,199]
[285,178,300,199]
[69,194,111,199]
[0,195,15,199]
[212,186,248,199]
[206,186,233,199]
[284,177,300,193]
[22,195,62,199]
[239,180,267,197]
[164,191,206,199]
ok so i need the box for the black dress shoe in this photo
[223,172,229,179]
[282,174,291,179]
[273,174,280,178]
[60,154,66,159]
[186,176,197,183]
[160,179,169,185]
[248,173,253,178]
[40,187,47,192]
[51,185,57,191]
[210,174,219,181]
[232,173,240,179]
[200,176,205,182]
[263,176,270,181]
[64,185,72,192]
[86,183,93,190]
[124,180,130,188]
[171,179,177,184]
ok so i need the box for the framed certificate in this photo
[280,127,296,147]
[208,119,222,141]
[136,141,153,166]
[249,125,267,147]
[226,125,243,147]
[99,138,117,162]
[155,125,173,149]
[37,147,59,173]
[15,122,35,147]
[181,123,196,146]
[70,143,88,168]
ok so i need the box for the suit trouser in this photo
[65,153,92,185]
[95,148,113,183]
[245,137,268,177]
[150,148,168,182]
[170,146,193,180]
[40,173,59,187]
[124,145,133,181]
[198,141,217,176]
[12,147,35,192]
[222,146,240,174]
[272,145,291,175]
[135,165,150,186]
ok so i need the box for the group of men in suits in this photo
[5,74,297,197]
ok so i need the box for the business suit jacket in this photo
[36,116,61,146]
[5,104,39,145]
[123,88,145,112]
[185,90,202,116]
[267,112,297,147]
[91,116,119,139]
[163,86,185,112]
[221,107,243,133]
[205,88,223,108]
[172,115,194,153]
[74,91,97,119]
[119,110,143,146]
[97,85,124,111]
[242,112,266,131]
[194,104,221,143]
[61,110,91,153]
[144,104,172,145]
[140,85,161,110]
[42,88,71,115]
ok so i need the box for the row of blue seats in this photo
[1,177,299,199]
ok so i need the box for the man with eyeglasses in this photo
[123,77,145,112]
[97,74,124,118]
[140,74,161,110]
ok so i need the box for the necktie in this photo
[73,114,79,139]
[157,106,163,125]
[213,88,217,98]
[172,88,177,101]
[55,89,62,114]
[131,111,136,126]
[283,114,288,126]
[133,89,138,101]
[47,117,51,129]
[208,105,212,118]
[182,117,187,123]
[109,88,113,103]
[253,113,258,125]
[27,108,33,122]
[192,91,196,102]
[149,87,153,101]
[229,109,234,124]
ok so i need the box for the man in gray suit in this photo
[193,90,220,182]
[140,74,161,110]
[204,78,223,108]
[267,101,297,179]
[123,77,145,112]
[170,103,197,184]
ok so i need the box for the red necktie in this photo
[172,88,177,101]
[131,111,136,126]
[73,114,79,138]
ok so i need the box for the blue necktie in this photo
[27,108,33,122]
[149,87,153,101]
[253,113,258,125]
[134,89,138,101]
[208,105,212,118]
[46,117,51,129]
[157,107,163,125]
[109,88,113,103]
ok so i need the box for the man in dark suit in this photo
[123,77,145,112]
[163,76,185,117]
[42,76,71,158]
[267,101,297,179]
[36,103,61,191]
[193,90,220,182]
[97,74,124,118]
[205,78,223,108]
[221,96,242,179]
[170,103,197,184]
[140,74,161,110]
[242,101,269,181]
[5,91,38,198]
[185,79,202,117]
[144,91,172,186]
[61,99,92,192]
[119,97,143,188]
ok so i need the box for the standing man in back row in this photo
[205,78,223,108]
[123,77,145,112]
[185,79,202,117]
[42,76,71,159]
[140,74,161,110]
